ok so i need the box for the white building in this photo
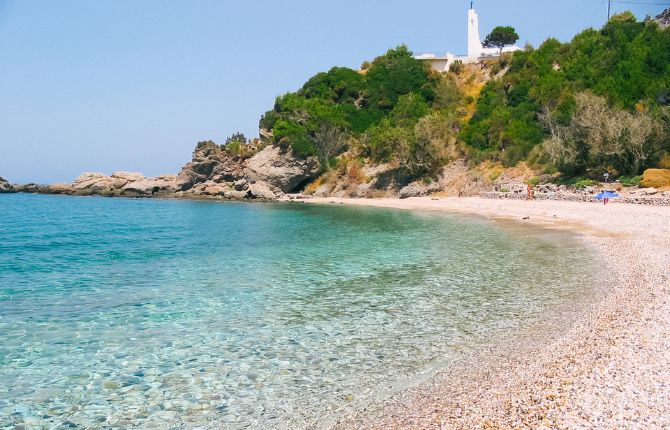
[415,5,521,72]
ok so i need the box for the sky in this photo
[1,0,668,183]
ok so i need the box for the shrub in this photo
[573,178,598,189]
[641,169,670,188]
[449,60,463,75]
[619,175,642,187]
[489,166,504,181]
[526,176,540,186]
[226,140,242,155]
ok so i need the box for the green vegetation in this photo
[483,26,520,55]
[619,175,642,187]
[260,45,460,180]
[526,176,541,186]
[260,13,669,184]
[462,13,670,177]
[573,178,599,189]
[224,132,247,155]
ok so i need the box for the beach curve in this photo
[304,197,670,429]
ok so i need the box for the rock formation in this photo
[13,141,321,201]
[176,141,320,200]
[654,8,670,29]
[245,145,320,193]
[0,176,15,193]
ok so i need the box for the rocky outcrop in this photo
[15,141,321,201]
[40,171,180,197]
[246,182,277,200]
[399,180,441,199]
[245,145,320,193]
[175,141,320,200]
[121,175,178,196]
[72,172,127,195]
[47,183,74,194]
[14,183,47,193]
[654,8,670,29]
[0,176,15,193]
[175,142,246,191]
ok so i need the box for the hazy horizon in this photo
[1,0,666,184]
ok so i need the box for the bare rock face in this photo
[47,183,74,194]
[174,141,319,199]
[399,180,441,199]
[245,145,320,193]
[14,183,47,193]
[176,142,245,191]
[72,172,126,194]
[111,171,145,183]
[121,175,178,196]
[0,176,15,193]
[247,182,277,200]
[654,7,670,29]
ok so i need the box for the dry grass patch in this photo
[641,169,670,188]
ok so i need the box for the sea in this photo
[0,193,599,428]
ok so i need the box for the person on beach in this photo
[527,184,534,200]
[604,196,610,205]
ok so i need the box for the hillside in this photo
[252,10,670,197]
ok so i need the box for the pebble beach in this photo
[307,197,670,429]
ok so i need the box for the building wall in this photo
[467,8,482,60]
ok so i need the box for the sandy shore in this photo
[306,197,670,429]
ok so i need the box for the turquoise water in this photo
[0,194,598,429]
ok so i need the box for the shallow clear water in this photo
[0,194,598,429]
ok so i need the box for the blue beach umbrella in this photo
[595,191,619,199]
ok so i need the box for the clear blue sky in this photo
[1,0,667,183]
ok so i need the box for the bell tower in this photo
[467,3,482,60]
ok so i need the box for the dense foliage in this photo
[260,13,670,182]
[259,45,461,179]
[462,13,670,175]
[483,26,520,54]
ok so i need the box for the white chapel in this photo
[415,4,522,72]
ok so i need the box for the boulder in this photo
[247,182,276,200]
[0,176,14,193]
[399,180,441,199]
[202,182,227,196]
[111,171,145,183]
[223,189,248,200]
[47,183,74,194]
[234,179,247,191]
[72,172,125,193]
[121,176,178,196]
[245,145,319,193]
[14,183,47,193]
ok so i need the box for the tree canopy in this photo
[483,26,520,54]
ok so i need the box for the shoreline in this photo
[306,197,670,429]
